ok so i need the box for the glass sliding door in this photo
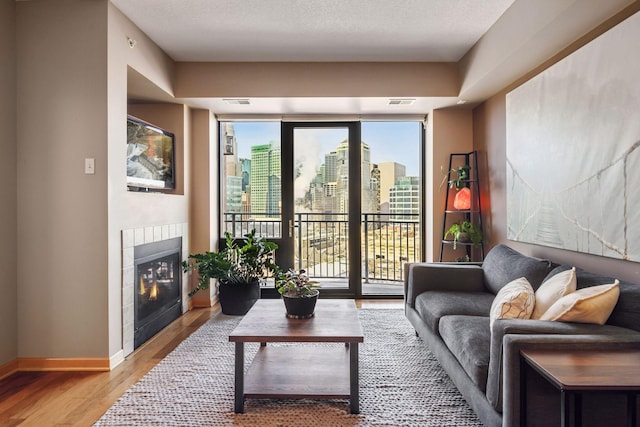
[220,121,282,239]
[361,121,423,296]
[281,122,360,297]
[220,120,423,298]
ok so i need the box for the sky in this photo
[227,121,422,177]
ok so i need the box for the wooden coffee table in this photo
[229,299,364,414]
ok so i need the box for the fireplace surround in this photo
[122,223,189,357]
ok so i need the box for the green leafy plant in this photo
[275,268,319,297]
[182,229,279,297]
[445,220,482,250]
[440,164,471,191]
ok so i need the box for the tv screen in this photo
[126,115,175,191]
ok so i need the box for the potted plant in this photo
[182,229,278,315]
[275,268,319,319]
[440,164,471,190]
[445,220,483,250]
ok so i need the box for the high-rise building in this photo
[324,151,338,183]
[334,140,376,213]
[379,162,407,213]
[389,176,420,220]
[226,176,243,213]
[240,158,251,191]
[222,123,243,215]
[250,142,281,217]
[370,164,381,213]
[222,123,240,176]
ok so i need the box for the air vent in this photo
[223,99,251,105]
[388,98,416,106]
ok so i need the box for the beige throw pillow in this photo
[490,277,535,329]
[531,267,577,319]
[539,281,620,325]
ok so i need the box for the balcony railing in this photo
[223,212,421,283]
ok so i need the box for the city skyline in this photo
[229,121,421,176]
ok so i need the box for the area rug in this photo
[94,309,481,426]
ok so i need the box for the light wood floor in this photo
[0,299,402,427]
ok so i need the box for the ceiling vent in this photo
[223,99,251,105]
[388,98,416,106]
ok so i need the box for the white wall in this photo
[16,0,110,358]
[0,0,17,367]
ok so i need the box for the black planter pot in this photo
[218,280,260,315]
[283,290,319,319]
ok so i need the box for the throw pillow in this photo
[531,267,577,319]
[539,281,620,325]
[489,277,535,329]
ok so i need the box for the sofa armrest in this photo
[404,262,485,307]
[502,334,640,427]
[486,319,640,412]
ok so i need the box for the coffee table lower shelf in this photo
[235,344,359,413]
[245,346,350,398]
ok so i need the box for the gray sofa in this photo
[404,244,640,427]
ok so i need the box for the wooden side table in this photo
[520,349,640,427]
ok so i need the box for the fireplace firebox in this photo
[134,237,182,349]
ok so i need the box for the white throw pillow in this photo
[531,267,577,319]
[489,277,535,329]
[539,281,620,325]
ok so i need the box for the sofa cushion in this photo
[540,281,620,325]
[548,265,640,332]
[414,290,495,334]
[489,277,535,329]
[482,244,553,294]
[439,315,491,392]
[532,267,577,319]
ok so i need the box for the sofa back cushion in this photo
[482,245,553,294]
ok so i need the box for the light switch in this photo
[85,158,95,175]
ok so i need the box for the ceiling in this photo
[115,0,516,114]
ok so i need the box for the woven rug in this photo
[95,309,481,426]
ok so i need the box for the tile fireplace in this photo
[133,237,182,349]
[122,223,189,357]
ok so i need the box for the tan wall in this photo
[175,62,459,98]
[428,109,473,262]
[16,0,109,358]
[473,5,640,284]
[459,0,639,103]
[189,109,218,307]
[0,0,17,366]
[11,0,191,361]
[108,3,188,358]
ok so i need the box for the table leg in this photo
[628,392,637,427]
[234,342,244,413]
[349,342,360,414]
[575,393,582,427]
[561,390,570,427]
[520,357,527,427]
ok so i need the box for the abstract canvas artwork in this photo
[506,11,640,261]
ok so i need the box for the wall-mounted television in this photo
[126,115,175,191]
